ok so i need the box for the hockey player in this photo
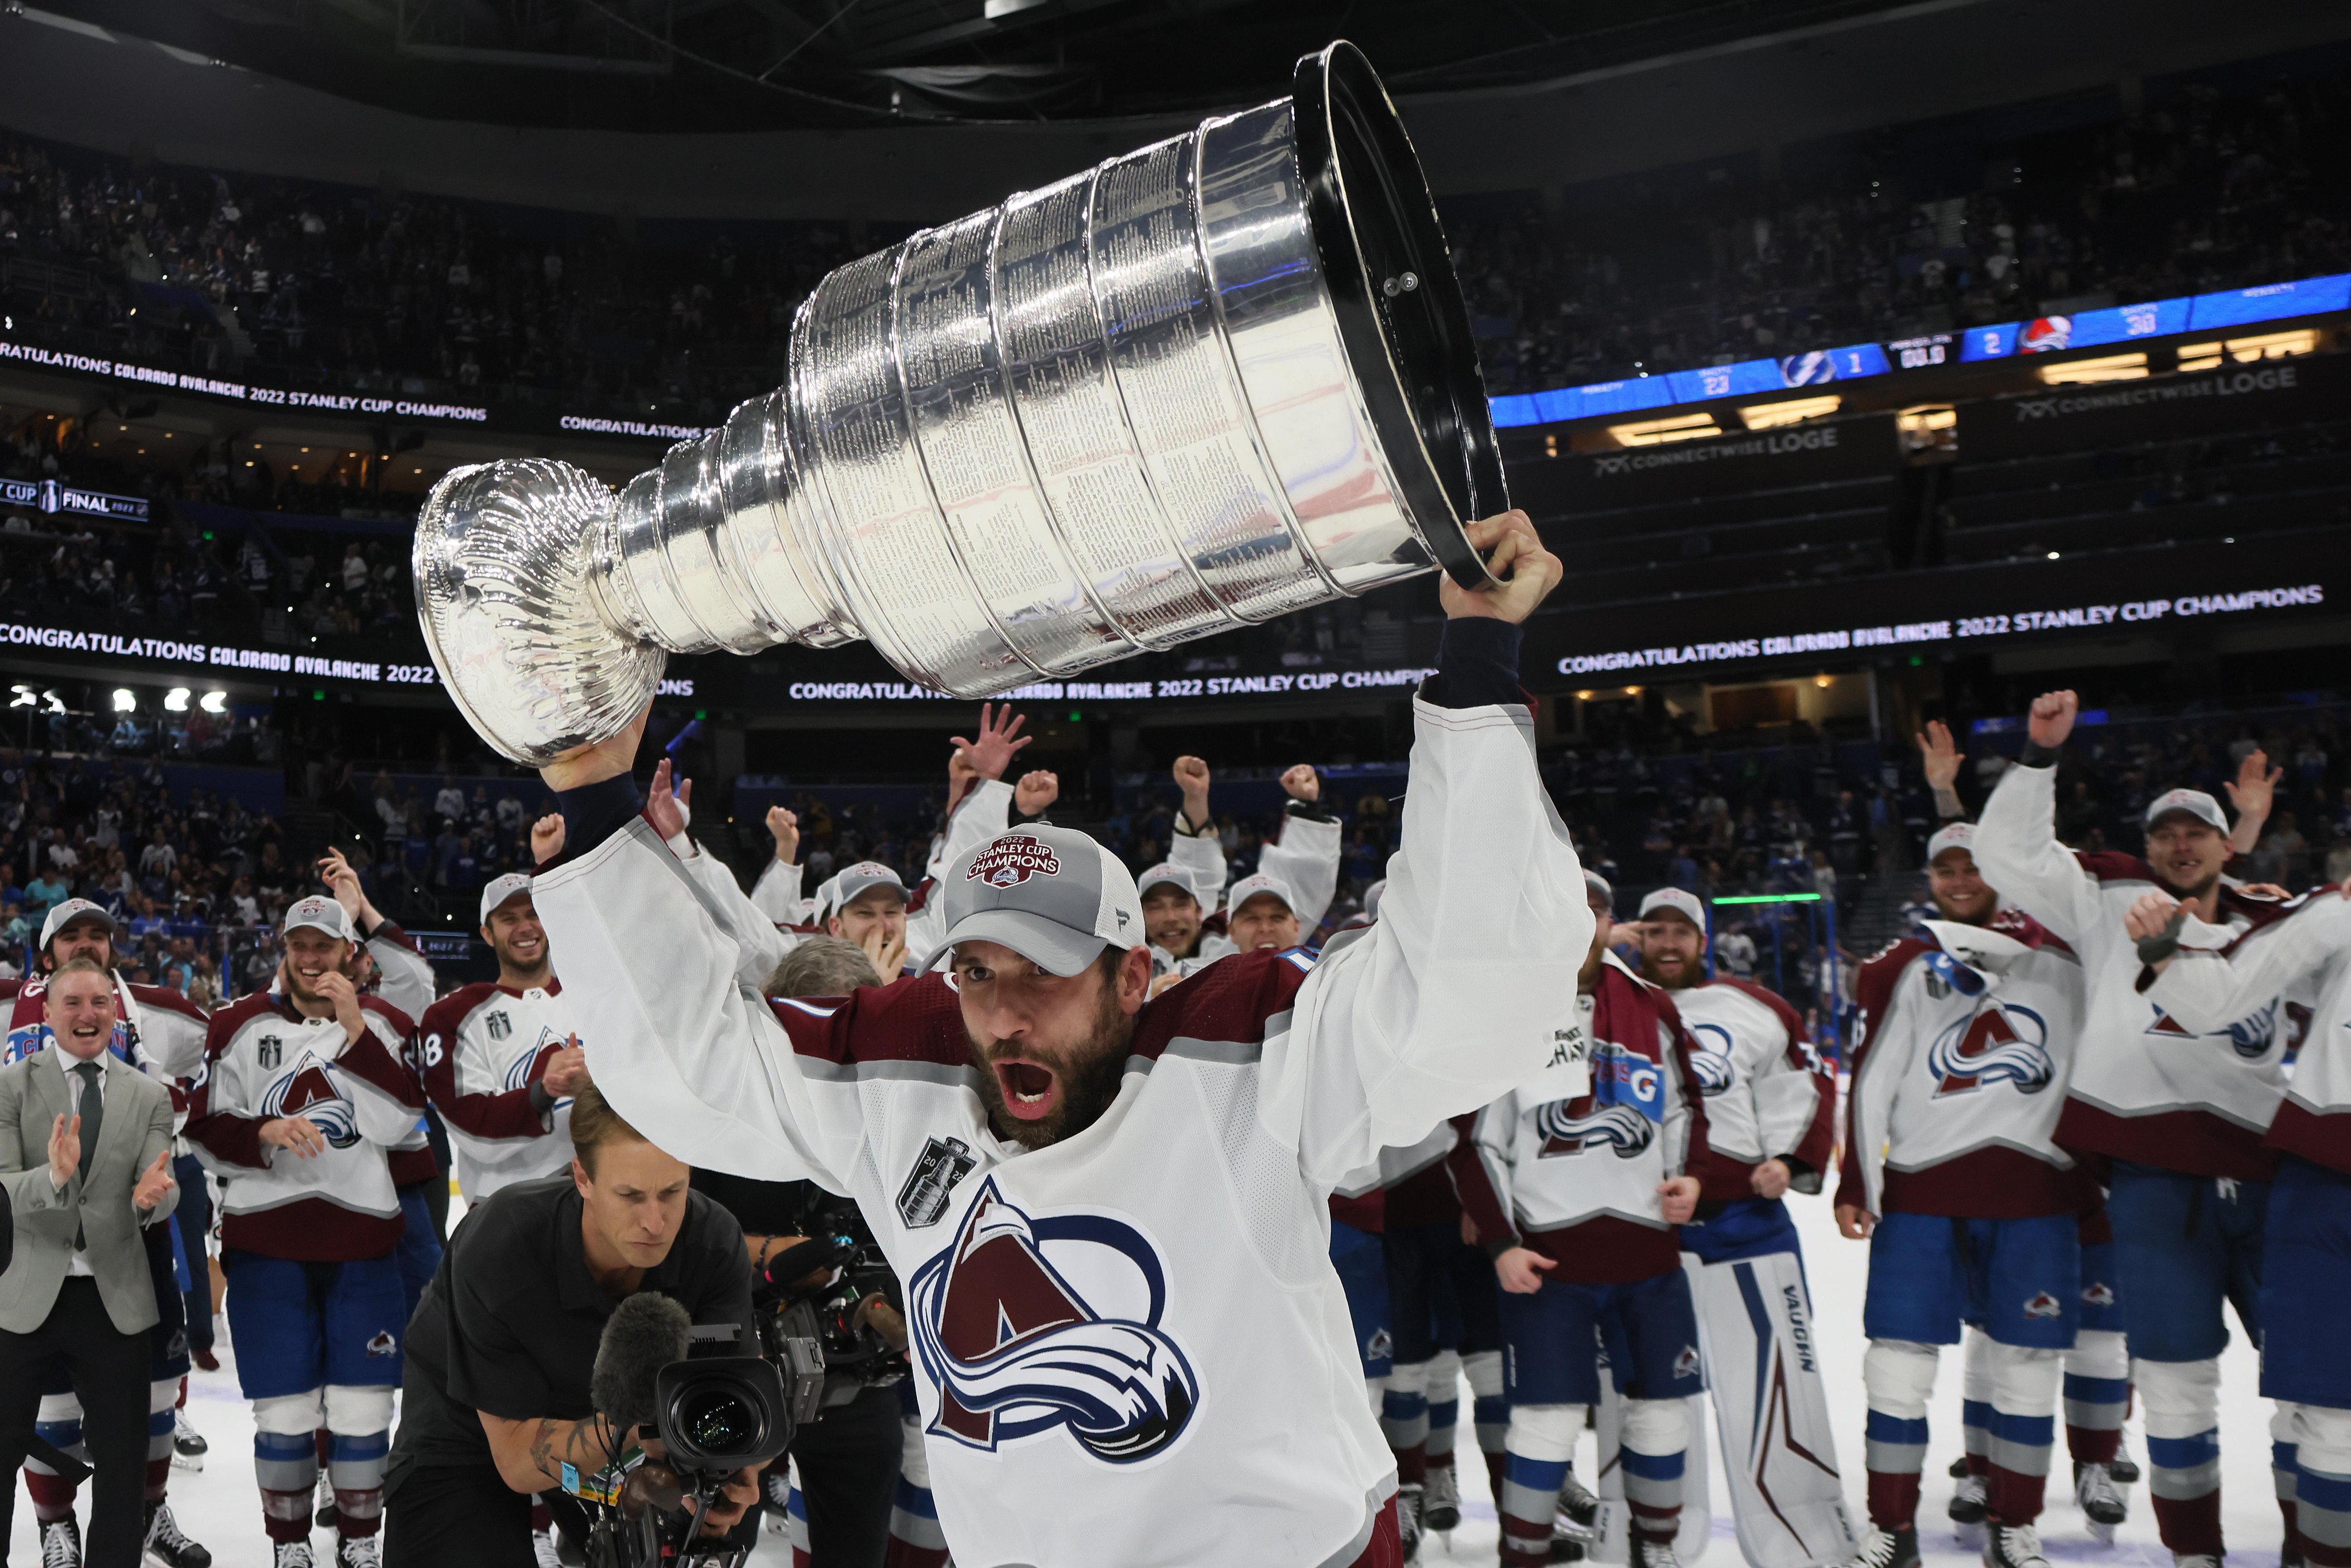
[2124,882,2351,1568]
[187,895,428,1568]
[751,804,812,927]
[1632,887,1848,1568]
[1974,690,2290,1567]
[529,510,1582,1567]
[415,873,589,1206]
[1379,1113,1504,1544]
[1165,757,1344,954]
[1835,821,2096,1568]
[0,900,214,1568]
[1454,872,1709,1568]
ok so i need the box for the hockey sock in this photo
[2064,1328,2128,1467]
[256,1431,321,1543]
[1862,1339,1939,1530]
[145,1377,178,1504]
[886,1408,951,1568]
[2276,1406,2304,1566]
[1621,1396,1689,1544]
[2290,1402,2351,1568]
[26,1397,84,1522]
[1961,1326,1993,1481]
[1980,1341,2061,1524]
[1499,1404,1584,1567]
[1425,1348,1462,1475]
[2137,1356,2225,1557]
[325,1385,394,1540]
[1467,1350,1509,1500]
[1384,1359,1433,1486]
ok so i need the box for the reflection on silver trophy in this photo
[412,41,1507,765]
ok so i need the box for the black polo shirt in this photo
[386,1173,752,1487]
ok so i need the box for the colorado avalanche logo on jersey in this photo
[2145,999,2279,1060]
[499,1027,569,1094]
[1683,1023,1737,1097]
[1535,1041,1662,1158]
[258,1049,363,1149]
[1928,1003,2053,1097]
[906,1177,1198,1466]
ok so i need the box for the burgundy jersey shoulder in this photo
[203,991,289,1056]
[1131,948,1312,1061]
[769,971,968,1069]
[358,992,416,1037]
[421,981,503,1039]
[0,979,19,1005]
[2073,849,2155,886]
[1989,907,2077,959]
[122,981,208,1024]
[2217,880,2312,945]
[1702,976,1810,1042]
[1856,937,1934,1024]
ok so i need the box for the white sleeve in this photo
[365,932,437,1023]
[1259,812,1343,930]
[1659,1018,1693,1176]
[750,858,806,926]
[2144,899,2346,1035]
[1260,697,1591,1187]
[1740,1012,1826,1166]
[1171,830,1228,906]
[345,1019,428,1146]
[125,995,208,1081]
[942,781,1012,870]
[1471,1095,1519,1227]
[534,818,846,1184]
[1973,760,2103,943]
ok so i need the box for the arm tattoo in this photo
[526,1414,614,1482]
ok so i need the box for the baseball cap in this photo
[2145,788,2228,833]
[1224,872,1297,918]
[833,861,908,914]
[38,898,123,950]
[1136,863,1198,902]
[479,871,534,926]
[1583,870,1614,909]
[282,895,355,942]
[926,825,1144,977]
[1638,887,1707,932]
[1926,821,1977,863]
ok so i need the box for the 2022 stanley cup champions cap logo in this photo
[966,836,1063,890]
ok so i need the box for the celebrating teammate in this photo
[1974,691,2291,1567]
[529,509,1581,1566]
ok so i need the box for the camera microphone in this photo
[592,1293,693,1434]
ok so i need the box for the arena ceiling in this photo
[22,0,1937,130]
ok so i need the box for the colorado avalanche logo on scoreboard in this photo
[1929,1003,2053,1097]
[1683,1023,1738,1097]
[258,1050,363,1148]
[907,1177,1198,1466]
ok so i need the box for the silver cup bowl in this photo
[413,40,1507,765]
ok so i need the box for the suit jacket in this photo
[0,1048,177,1335]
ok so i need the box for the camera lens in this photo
[677,1387,758,1456]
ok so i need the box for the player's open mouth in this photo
[994,1059,1058,1120]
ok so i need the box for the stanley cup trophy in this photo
[413,41,1508,765]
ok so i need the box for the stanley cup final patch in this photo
[899,1136,979,1228]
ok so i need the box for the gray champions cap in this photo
[928,825,1146,977]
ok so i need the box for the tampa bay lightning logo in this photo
[258,1049,362,1148]
[907,1177,1198,1466]
[1929,1002,2053,1097]
[2144,999,2280,1060]
[1684,1023,1737,1097]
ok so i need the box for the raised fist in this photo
[2026,690,2078,750]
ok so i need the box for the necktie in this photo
[72,1060,102,1252]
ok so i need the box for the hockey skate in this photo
[1397,1482,1422,1563]
[1422,1462,1462,1534]
[37,1516,79,1568]
[2170,1555,2221,1568]
[143,1501,212,1568]
[1949,1456,1972,1479]
[1558,1465,1600,1529]
[2074,1461,2128,1541]
[1949,1472,1989,1527]
[314,1464,337,1529]
[172,1406,207,1469]
[533,1526,564,1567]
[2110,1444,2141,1486]
[273,1544,315,1568]
[1983,1523,2050,1568]
[1839,1525,1921,1568]
[1631,1538,1684,1568]
[336,1535,381,1568]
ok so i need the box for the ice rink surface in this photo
[11,1183,2284,1567]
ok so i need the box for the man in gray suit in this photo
[0,957,179,1567]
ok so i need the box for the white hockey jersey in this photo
[1838,914,2086,1218]
[1667,979,1835,1197]
[1974,758,2291,1178]
[417,980,579,1203]
[362,921,441,1185]
[534,694,1589,1568]
[186,993,424,1260]
[2144,890,2351,1176]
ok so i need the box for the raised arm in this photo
[530,715,855,1185]
[2131,888,2343,1035]
[1972,691,2104,942]
[1262,514,1586,1183]
[1258,767,1343,933]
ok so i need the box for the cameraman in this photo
[381,1084,759,1565]
[692,937,913,1568]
